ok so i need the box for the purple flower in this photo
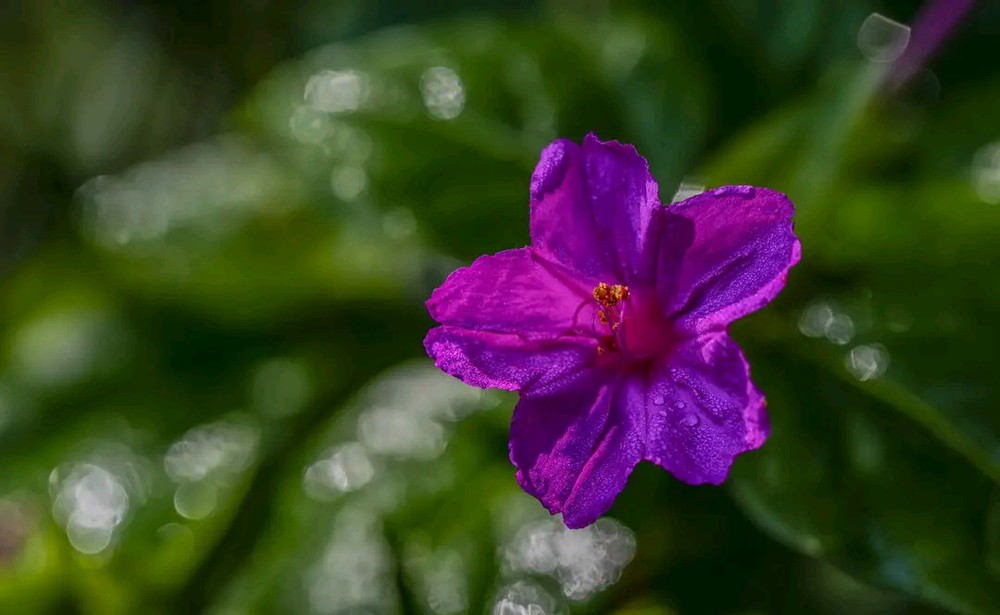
[424,134,801,528]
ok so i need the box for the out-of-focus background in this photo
[1,0,998,613]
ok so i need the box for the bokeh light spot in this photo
[421,67,465,120]
[51,463,129,555]
[303,442,376,501]
[304,69,368,114]
[493,581,558,615]
[330,165,368,201]
[846,344,890,381]
[502,517,635,600]
[164,418,260,484]
[671,179,705,203]
[857,13,911,63]
[306,506,398,614]
[972,142,1000,204]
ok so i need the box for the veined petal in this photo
[656,186,801,334]
[427,247,591,340]
[509,371,645,528]
[530,134,660,284]
[645,333,768,484]
[424,326,596,397]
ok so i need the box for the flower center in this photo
[593,282,630,309]
[589,282,672,362]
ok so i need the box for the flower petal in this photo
[530,134,660,284]
[645,333,768,484]
[427,248,591,340]
[509,371,645,528]
[656,186,801,334]
[424,326,596,396]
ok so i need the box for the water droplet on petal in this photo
[652,395,664,406]
[680,414,699,428]
[673,401,685,410]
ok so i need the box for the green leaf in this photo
[708,59,1000,612]
[240,15,709,259]
[730,353,1000,615]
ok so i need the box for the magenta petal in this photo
[427,248,591,340]
[657,186,801,334]
[530,134,660,284]
[529,139,610,280]
[645,334,768,484]
[424,326,596,396]
[509,371,644,528]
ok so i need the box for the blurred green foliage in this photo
[1,0,998,613]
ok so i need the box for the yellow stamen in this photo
[592,282,630,308]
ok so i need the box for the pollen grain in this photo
[593,282,630,307]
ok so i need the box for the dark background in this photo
[0,0,998,613]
